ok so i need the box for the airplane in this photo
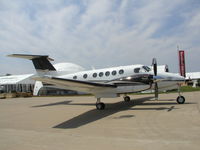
[8,54,186,110]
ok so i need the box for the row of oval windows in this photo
[73,69,125,79]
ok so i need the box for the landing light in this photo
[126,77,132,80]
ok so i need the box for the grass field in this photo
[180,86,200,92]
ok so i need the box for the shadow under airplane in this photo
[52,96,182,129]
[31,97,195,129]
[32,101,73,107]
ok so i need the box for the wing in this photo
[33,76,117,94]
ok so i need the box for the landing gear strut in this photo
[96,98,105,110]
[176,84,185,104]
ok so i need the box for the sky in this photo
[0,0,200,75]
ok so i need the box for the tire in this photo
[176,96,185,104]
[124,96,131,102]
[96,102,105,110]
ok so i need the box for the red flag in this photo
[179,50,186,77]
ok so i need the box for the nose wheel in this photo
[176,84,185,104]
[176,96,185,104]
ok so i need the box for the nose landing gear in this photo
[176,96,185,104]
[176,84,185,104]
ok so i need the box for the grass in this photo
[180,86,200,92]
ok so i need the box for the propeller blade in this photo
[152,58,158,100]
[152,58,157,76]
[155,82,158,100]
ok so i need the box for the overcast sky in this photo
[0,0,200,75]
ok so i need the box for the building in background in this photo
[0,74,35,93]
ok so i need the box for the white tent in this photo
[0,74,35,93]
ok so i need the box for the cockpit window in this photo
[134,68,140,73]
[142,66,151,72]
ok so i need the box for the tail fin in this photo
[8,54,56,71]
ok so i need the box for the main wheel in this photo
[124,96,131,102]
[176,96,185,104]
[96,102,105,110]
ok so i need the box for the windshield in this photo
[142,66,151,72]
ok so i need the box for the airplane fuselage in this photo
[49,64,185,98]
[8,54,186,110]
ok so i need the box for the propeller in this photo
[152,58,158,100]
[152,58,157,76]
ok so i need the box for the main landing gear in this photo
[176,84,185,104]
[95,95,132,110]
[123,96,131,102]
[96,98,105,110]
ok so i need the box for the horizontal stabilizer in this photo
[8,54,56,71]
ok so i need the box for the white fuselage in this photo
[43,64,185,98]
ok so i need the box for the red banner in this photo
[179,50,186,77]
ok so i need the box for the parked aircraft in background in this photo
[8,54,186,110]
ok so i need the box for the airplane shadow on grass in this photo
[50,96,196,129]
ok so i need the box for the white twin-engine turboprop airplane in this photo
[8,54,186,110]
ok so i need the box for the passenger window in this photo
[105,71,110,76]
[73,76,77,80]
[134,68,140,73]
[119,69,124,74]
[93,73,97,78]
[99,72,104,77]
[83,74,88,79]
[112,70,117,75]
